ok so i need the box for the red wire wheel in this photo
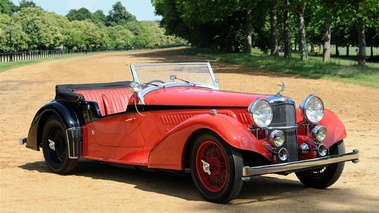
[190,132,243,203]
[196,140,228,192]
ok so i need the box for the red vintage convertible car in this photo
[21,62,359,203]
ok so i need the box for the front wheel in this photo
[42,115,77,174]
[190,132,243,203]
[295,140,345,188]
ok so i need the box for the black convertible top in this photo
[55,81,132,101]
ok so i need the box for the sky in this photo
[11,0,162,21]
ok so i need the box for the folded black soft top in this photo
[55,81,132,102]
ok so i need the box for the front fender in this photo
[319,108,347,147]
[26,101,82,158]
[148,113,270,170]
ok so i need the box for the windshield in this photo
[130,62,219,90]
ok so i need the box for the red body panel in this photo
[144,86,269,106]
[79,86,346,170]
[318,109,347,146]
[148,113,271,170]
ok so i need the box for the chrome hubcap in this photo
[201,160,211,175]
[48,139,56,151]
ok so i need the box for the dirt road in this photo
[1,48,378,212]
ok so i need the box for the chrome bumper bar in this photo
[242,149,359,181]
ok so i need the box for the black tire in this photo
[42,115,77,174]
[295,140,345,189]
[190,132,243,203]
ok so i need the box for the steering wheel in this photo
[145,79,165,86]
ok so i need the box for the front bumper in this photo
[242,149,359,181]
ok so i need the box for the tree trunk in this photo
[270,1,279,56]
[298,0,308,61]
[323,22,331,62]
[284,0,292,58]
[357,16,366,66]
[371,46,374,57]
[245,9,252,54]
[346,45,350,56]
[335,44,339,56]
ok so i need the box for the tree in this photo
[0,0,16,15]
[295,0,308,60]
[107,25,134,48]
[0,13,28,52]
[283,0,292,58]
[66,8,92,21]
[14,7,64,49]
[354,0,379,66]
[91,10,107,27]
[269,0,279,56]
[106,1,136,26]
[18,0,38,8]
[64,20,101,49]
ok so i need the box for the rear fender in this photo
[148,113,270,170]
[26,101,82,158]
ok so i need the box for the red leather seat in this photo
[76,88,131,116]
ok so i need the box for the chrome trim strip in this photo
[66,127,81,159]
[249,125,298,131]
[242,149,359,180]
[264,125,298,130]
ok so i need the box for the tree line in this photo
[152,0,379,66]
[0,0,187,53]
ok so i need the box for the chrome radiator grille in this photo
[269,103,298,162]
[270,104,296,127]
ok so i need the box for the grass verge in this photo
[0,53,99,73]
[186,48,379,89]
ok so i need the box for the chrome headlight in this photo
[269,130,285,147]
[312,126,327,142]
[300,95,324,124]
[248,99,273,128]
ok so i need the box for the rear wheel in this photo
[295,141,345,188]
[190,132,243,203]
[42,115,77,174]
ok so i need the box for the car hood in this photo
[143,86,270,107]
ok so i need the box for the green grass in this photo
[186,48,379,89]
[2,48,378,88]
[0,52,98,73]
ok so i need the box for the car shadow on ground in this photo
[20,159,316,203]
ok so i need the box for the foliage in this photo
[13,7,65,49]
[0,0,187,52]
[2,0,376,67]
[0,0,16,15]
[152,0,378,67]
[0,13,28,52]
[187,48,379,88]
[106,1,136,26]
[17,0,39,10]
[66,8,92,21]
[107,25,134,48]
[91,10,107,27]
[64,20,101,49]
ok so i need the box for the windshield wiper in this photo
[170,75,195,86]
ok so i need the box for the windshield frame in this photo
[130,62,220,104]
